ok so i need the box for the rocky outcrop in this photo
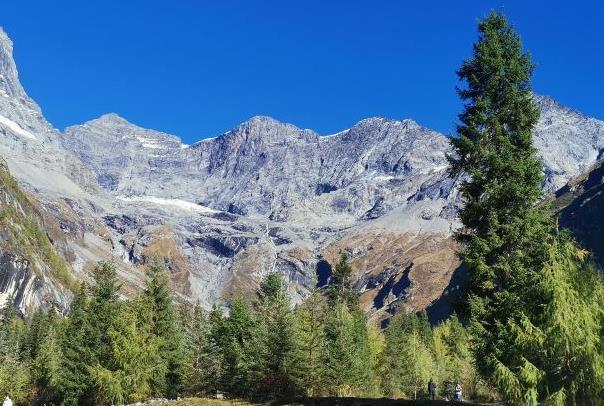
[0,159,72,314]
[534,95,604,192]
[554,159,604,268]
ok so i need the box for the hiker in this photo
[454,383,463,401]
[3,396,12,406]
[428,378,436,400]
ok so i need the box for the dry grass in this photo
[323,231,459,320]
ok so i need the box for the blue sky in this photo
[2,1,602,143]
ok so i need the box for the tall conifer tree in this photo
[141,263,184,399]
[451,12,604,403]
[287,290,327,397]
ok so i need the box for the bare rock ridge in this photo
[534,94,604,192]
[0,26,603,320]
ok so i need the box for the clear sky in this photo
[1,1,602,143]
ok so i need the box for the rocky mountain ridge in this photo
[0,26,603,320]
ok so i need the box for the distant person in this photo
[454,383,463,401]
[428,378,436,400]
[3,396,12,406]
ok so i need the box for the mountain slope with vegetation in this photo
[0,159,74,314]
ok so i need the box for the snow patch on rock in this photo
[0,115,35,140]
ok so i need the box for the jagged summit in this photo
[533,94,587,118]
[66,112,185,146]
[238,115,317,135]
[213,115,319,145]
[91,112,132,125]
[350,117,425,133]
[0,27,14,53]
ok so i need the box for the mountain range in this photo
[0,26,603,321]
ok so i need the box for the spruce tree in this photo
[88,262,121,364]
[0,300,30,403]
[181,303,222,396]
[451,12,604,403]
[58,284,95,406]
[450,8,551,382]
[287,290,327,397]
[59,263,121,405]
[327,254,358,307]
[247,273,295,398]
[213,299,256,395]
[140,263,184,399]
[31,322,62,404]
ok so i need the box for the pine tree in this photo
[327,254,358,307]
[0,300,30,404]
[451,12,604,403]
[140,263,184,399]
[31,321,62,404]
[287,290,327,397]
[58,284,96,406]
[381,313,435,399]
[246,273,295,398]
[323,302,357,397]
[181,303,222,396]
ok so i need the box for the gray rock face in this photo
[63,114,453,225]
[0,26,603,317]
[534,95,604,192]
[0,157,72,315]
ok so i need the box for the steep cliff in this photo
[554,159,604,268]
[0,159,73,314]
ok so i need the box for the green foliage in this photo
[287,290,327,397]
[211,299,257,395]
[58,285,95,405]
[327,254,358,307]
[321,303,378,397]
[90,304,161,404]
[323,302,357,396]
[246,273,295,398]
[0,164,76,292]
[140,262,185,399]
[0,259,501,404]
[451,11,604,403]
[0,301,30,404]
[31,321,62,404]
[381,312,435,399]
[181,304,222,396]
